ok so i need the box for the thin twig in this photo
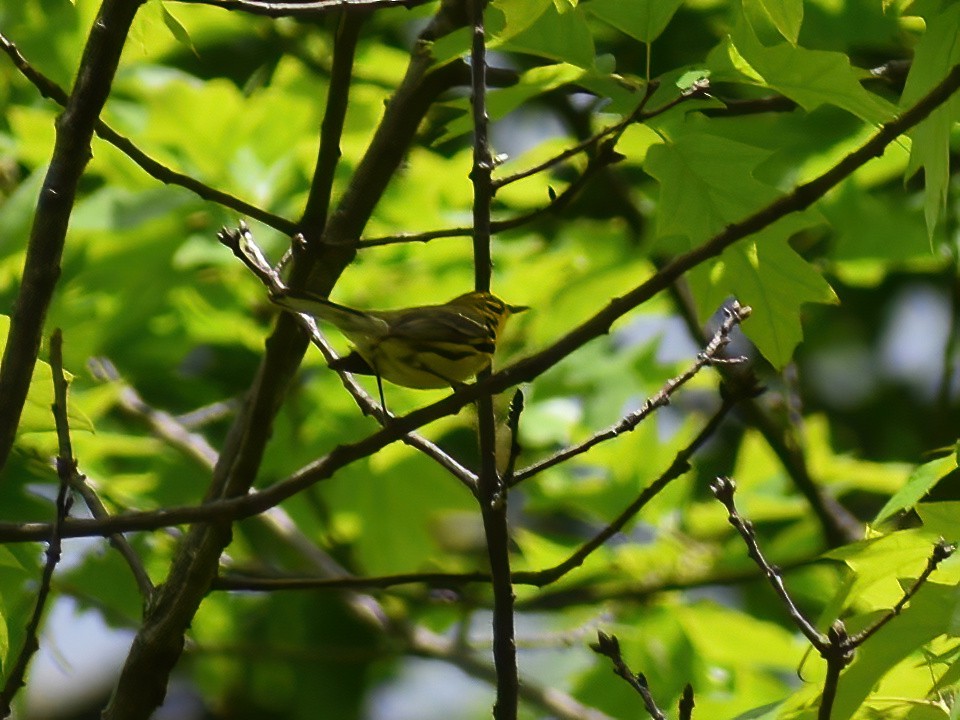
[211,512,822,597]
[516,555,815,611]
[467,0,519,716]
[666,276,860,546]
[68,479,155,598]
[590,631,667,720]
[355,152,608,249]
[513,398,735,587]
[710,476,828,649]
[0,330,74,716]
[213,569,491,591]
[678,684,695,720]
[511,302,751,486]
[708,475,863,719]
[490,79,657,190]
[502,389,524,485]
[356,81,704,250]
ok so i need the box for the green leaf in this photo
[495,3,595,68]
[711,232,838,368]
[754,0,804,45]
[915,502,960,540]
[490,0,554,42]
[829,581,960,718]
[645,127,778,247]
[583,0,684,44]
[708,17,896,124]
[821,183,931,263]
[0,316,93,437]
[874,454,959,525]
[157,1,197,57]
[645,123,836,366]
[901,2,960,240]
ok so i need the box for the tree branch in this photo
[467,1,518,716]
[355,80,704,250]
[510,302,750,486]
[590,631,667,720]
[710,476,827,648]
[665,275,860,546]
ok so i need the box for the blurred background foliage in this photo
[0,0,959,718]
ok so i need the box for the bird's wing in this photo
[387,308,494,350]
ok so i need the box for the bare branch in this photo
[590,631,667,720]
[501,389,524,485]
[513,398,735,588]
[666,277,860,546]
[511,302,751,486]
[467,1,519,716]
[710,476,828,649]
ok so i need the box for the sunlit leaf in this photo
[874,454,959,525]
[901,2,960,240]
[584,0,684,44]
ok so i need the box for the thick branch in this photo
[467,1,518,716]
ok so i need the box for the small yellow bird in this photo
[271,289,527,410]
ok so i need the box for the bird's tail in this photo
[270,289,388,336]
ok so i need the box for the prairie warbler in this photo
[271,289,527,410]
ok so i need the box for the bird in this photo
[270,288,527,412]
